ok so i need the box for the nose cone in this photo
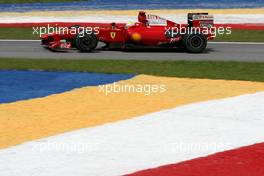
[40,33,50,39]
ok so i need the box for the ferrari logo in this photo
[110,32,116,39]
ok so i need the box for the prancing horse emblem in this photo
[110,32,116,39]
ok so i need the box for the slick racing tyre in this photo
[182,33,207,53]
[75,32,98,52]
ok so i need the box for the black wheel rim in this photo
[190,36,202,48]
[82,36,92,46]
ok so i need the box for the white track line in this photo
[0,39,40,42]
[209,41,264,45]
[0,40,264,45]
[1,14,264,24]
[0,39,264,45]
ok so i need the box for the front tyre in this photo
[75,33,98,52]
[182,33,207,53]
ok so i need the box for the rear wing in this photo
[188,13,214,28]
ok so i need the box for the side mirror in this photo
[111,22,116,29]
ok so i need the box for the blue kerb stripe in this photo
[0,0,263,12]
[0,70,135,103]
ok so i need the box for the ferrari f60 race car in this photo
[41,11,214,53]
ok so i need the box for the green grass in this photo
[215,29,264,42]
[0,27,263,42]
[0,27,39,40]
[0,58,264,82]
[0,0,81,3]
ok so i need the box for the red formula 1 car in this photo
[41,11,214,53]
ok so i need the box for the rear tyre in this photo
[75,33,98,52]
[182,33,207,53]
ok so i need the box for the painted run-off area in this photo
[1,73,264,149]
[1,90,264,175]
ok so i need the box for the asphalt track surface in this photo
[0,41,263,62]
